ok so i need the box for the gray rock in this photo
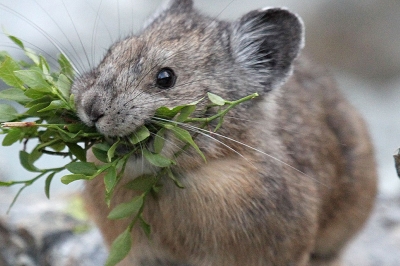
[343,196,400,266]
[0,220,39,266]
[1,192,400,266]
[44,229,107,266]
[0,192,107,266]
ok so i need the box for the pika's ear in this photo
[143,0,193,29]
[231,8,304,92]
[166,0,193,12]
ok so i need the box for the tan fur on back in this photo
[75,1,377,265]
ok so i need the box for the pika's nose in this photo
[85,98,104,123]
[89,107,104,123]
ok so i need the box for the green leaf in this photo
[19,150,40,172]
[57,74,71,100]
[152,184,162,194]
[66,162,97,175]
[58,53,74,79]
[29,147,43,163]
[66,123,93,134]
[167,126,206,162]
[139,216,151,238]
[129,126,150,145]
[69,93,76,110]
[24,47,40,66]
[104,229,132,266]
[94,142,111,151]
[0,88,31,104]
[39,55,50,77]
[25,102,50,116]
[0,56,24,88]
[45,172,56,199]
[153,128,166,154]
[8,35,24,49]
[14,70,51,90]
[92,146,109,163]
[38,100,67,112]
[2,129,23,146]
[176,105,196,122]
[105,191,113,208]
[188,97,204,106]
[104,166,117,193]
[66,143,86,161]
[154,105,185,119]
[24,95,57,107]
[24,88,50,99]
[35,139,61,151]
[207,92,225,106]
[107,195,144,220]
[143,149,174,168]
[96,163,114,174]
[107,139,120,162]
[49,142,66,152]
[61,174,88,184]
[44,125,82,142]
[167,168,184,189]
[124,175,158,192]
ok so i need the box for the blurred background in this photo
[0,0,399,265]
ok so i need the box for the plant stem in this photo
[184,93,258,123]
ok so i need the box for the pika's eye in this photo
[156,68,177,89]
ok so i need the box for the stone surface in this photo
[343,196,400,266]
[0,190,107,266]
[1,190,400,266]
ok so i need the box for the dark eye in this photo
[156,68,177,89]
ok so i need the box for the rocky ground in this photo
[0,190,400,266]
[343,196,400,266]
[1,132,397,264]
[0,189,107,266]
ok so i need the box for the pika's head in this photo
[71,0,304,137]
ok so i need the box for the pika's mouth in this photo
[112,135,156,156]
[107,120,157,156]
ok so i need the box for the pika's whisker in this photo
[151,116,325,186]
[0,3,82,75]
[32,0,86,73]
[60,0,92,70]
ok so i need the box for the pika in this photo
[71,0,377,265]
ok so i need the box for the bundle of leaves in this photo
[0,36,258,265]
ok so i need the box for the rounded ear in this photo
[167,0,193,12]
[143,0,193,29]
[231,8,304,92]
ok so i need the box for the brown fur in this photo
[83,58,376,265]
[75,1,377,265]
